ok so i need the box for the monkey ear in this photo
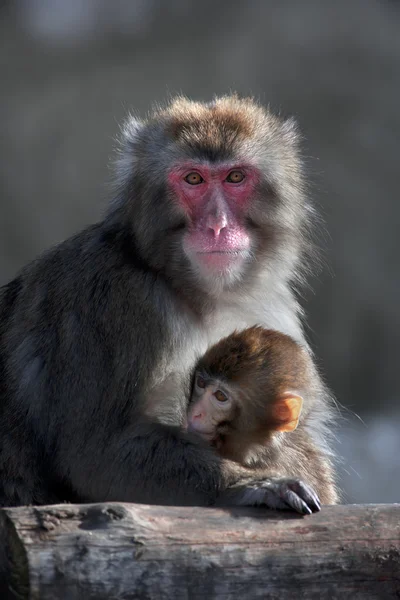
[272,394,303,432]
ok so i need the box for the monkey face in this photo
[167,162,260,287]
[116,96,306,297]
[187,373,234,440]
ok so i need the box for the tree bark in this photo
[0,503,399,599]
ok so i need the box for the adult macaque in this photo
[0,95,337,512]
[187,327,338,509]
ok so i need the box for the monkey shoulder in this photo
[0,223,197,389]
[0,223,161,322]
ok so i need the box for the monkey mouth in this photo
[187,424,215,440]
[196,250,248,271]
[198,250,246,255]
[197,431,215,441]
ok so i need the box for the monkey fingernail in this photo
[298,498,313,514]
[312,496,322,511]
[307,491,321,511]
[302,504,313,515]
[293,481,321,512]
[284,490,312,515]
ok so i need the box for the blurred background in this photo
[1,0,399,504]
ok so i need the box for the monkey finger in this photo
[280,489,313,515]
[287,480,321,513]
[257,482,313,514]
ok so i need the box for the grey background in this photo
[1,0,399,503]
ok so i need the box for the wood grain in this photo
[0,503,399,599]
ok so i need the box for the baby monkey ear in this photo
[272,394,303,432]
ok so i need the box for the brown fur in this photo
[197,326,311,392]
[192,327,338,505]
[151,95,302,173]
[196,326,312,433]
[164,96,256,155]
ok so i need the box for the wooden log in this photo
[0,503,399,599]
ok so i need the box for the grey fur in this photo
[0,96,336,508]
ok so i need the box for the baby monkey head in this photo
[187,326,307,453]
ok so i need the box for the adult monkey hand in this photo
[0,96,337,512]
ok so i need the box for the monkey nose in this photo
[192,411,203,420]
[208,224,226,237]
[206,212,228,237]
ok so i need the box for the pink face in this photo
[168,162,260,280]
[187,376,232,441]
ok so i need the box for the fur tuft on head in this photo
[196,326,309,390]
[114,94,302,187]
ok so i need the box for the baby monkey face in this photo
[187,369,304,446]
[187,373,235,440]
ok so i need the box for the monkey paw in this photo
[236,477,321,515]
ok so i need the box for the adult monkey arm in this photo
[0,96,335,510]
[0,247,319,511]
[0,253,312,510]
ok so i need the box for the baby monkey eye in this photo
[214,390,228,403]
[184,172,204,185]
[196,375,206,389]
[226,170,245,184]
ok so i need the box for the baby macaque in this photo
[187,326,318,465]
[185,325,339,508]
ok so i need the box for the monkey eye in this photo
[214,390,228,403]
[184,172,204,185]
[196,375,206,389]
[226,170,245,184]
